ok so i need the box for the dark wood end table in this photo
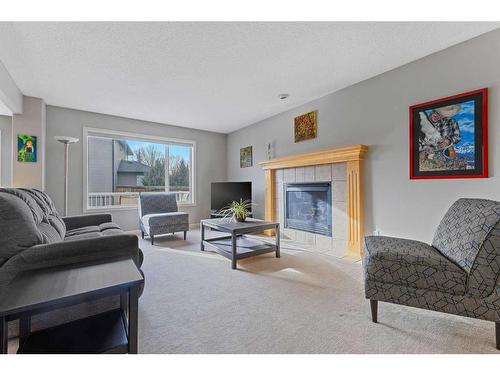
[200,218,280,269]
[0,259,144,354]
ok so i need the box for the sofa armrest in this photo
[0,234,139,292]
[63,214,112,231]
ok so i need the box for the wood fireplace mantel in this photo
[259,144,368,258]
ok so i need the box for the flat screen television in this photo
[211,182,252,212]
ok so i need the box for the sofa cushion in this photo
[0,192,44,266]
[64,232,103,241]
[24,189,67,238]
[48,215,66,238]
[102,229,124,236]
[38,222,63,243]
[432,198,500,273]
[0,188,67,247]
[64,223,124,240]
[99,222,121,231]
[64,229,125,241]
[0,188,45,224]
[65,226,100,237]
[364,236,467,295]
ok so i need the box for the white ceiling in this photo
[0,22,497,133]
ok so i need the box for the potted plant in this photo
[218,199,253,222]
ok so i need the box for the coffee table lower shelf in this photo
[17,309,129,354]
[203,235,277,261]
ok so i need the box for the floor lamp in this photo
[55,136,79,216]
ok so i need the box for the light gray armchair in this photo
[139,192,189,245]
[363,198,500,350]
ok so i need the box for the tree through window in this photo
[86,132,194,209]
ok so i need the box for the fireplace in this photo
[260,145,368,257]
[284,182,332,237]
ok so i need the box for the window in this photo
[84,128,195,210]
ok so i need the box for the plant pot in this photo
[234,214,246,222]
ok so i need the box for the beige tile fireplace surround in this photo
[260,145,368,258]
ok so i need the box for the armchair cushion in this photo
[364,236,467,295]
[139,192,178,216]
[431,198,500,298]
[432,198,500,272]
[467,220,500,298]
[141,212,188,227]
[141,212,189,236]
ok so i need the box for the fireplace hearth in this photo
[284,182,332,237]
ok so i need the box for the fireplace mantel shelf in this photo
[259,144,368,170]
[260,144,369,258]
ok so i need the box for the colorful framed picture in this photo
[294,110,317,143]
[240,146,253,168]
[409,88,488,179]
[17,134,38,162]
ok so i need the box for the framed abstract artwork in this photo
[240,146,253,168]
[17,134,38,162]
[409,88,488,179]
[294,110,317,143]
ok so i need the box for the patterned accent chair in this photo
[139,192,189,245]
[363,198,500,350]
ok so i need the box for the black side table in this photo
[0,259,144,354]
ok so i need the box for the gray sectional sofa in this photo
[364,198,500,349]
[0,188,144,338]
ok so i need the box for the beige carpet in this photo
[8,228,498,354]
[135,228,498,353]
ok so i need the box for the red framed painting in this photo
[409,88,488,179]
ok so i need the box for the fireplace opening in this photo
[284,182,332,237]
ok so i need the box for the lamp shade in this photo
[55,136,79,144]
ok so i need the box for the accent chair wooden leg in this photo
[183,231,187,240]
[151,235,154,245]
[370,300,378,323]
[141,231,144,239]
[496,322,499,350]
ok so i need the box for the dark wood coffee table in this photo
[200,218,280,269]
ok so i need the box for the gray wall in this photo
[0,114,12,186]
[45,106,227,230]
[12,97,46,189]
[227,29,500,243]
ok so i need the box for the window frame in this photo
[83,127,196,212]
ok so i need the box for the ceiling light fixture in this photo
[278,94,289,100]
